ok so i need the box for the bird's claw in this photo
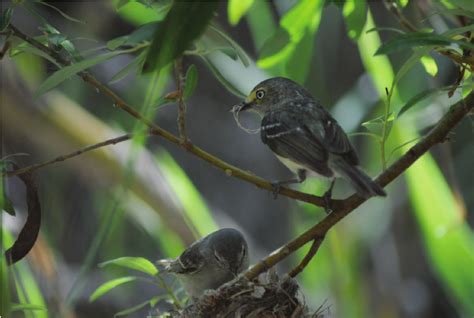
[323,190,333,214]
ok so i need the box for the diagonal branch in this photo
[244,93,473,280]
[5,24,329,208]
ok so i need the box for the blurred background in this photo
[1,0,473,317]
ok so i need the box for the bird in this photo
[236,77,386,207]
[157,228,249,301]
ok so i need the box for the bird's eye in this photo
[255,89,265,100]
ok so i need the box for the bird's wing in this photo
[304,102,359,165]
[260,108,332,176]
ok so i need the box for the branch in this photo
[174,57,189,144]
[287,236,324,278]
[4,133,136,177]
[6,24,329,208]
[244,92,473,280]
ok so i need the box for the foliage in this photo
[2,0,473,317]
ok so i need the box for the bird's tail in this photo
[330,158,386,198]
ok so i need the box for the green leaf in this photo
[228,0,255,25]
[200,55,245,98]
[343,0,368,40]
[246,0,276,51]
[143,1,219,73]
[114,296,160,317]
[0,7,13,32]
[362,112,395,136]
[183,64,198,99]
[2,190,15,216]
[209,25,250,67]
[35,1,85,24]
[375,32,474,55]
[420,55,438,77]
[11,303,46,312]
[89,277,137,302]
[284,28,314,84]
[107,22,159,50]
[258,27,292,68]
[10,42,62,67]
[35,48,139,97]
[397,86,455,118]
[116,1,171,25]
[109,50,147,84]
[99,257,158,276]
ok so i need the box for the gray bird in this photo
[157,228,249,301]
[237,77,386,204]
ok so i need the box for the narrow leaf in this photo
[35,1,85,24]
[200,56,245,98]
[183,64,198,99]
[0,7,13,32]
[11,303,46,312]
[209,25,250,67]
[99,256,158,276]
[89,277,137,302]
[2,190,15,216]
[35,49,135,97]
[114,296,159,317]
[143,1,219,73]
[108,50,146,84]
[420,55,438,77]
[397,86,455,117]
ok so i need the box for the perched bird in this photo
[157,228,249,301]
[236,77,386,204]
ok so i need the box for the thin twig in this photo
[384,0,417,32]
[244,93,474,280]
[6,24,329,208]
[174,57,188,144]
[288,236,324,278]
[4,133,136,177]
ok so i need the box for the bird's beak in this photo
[238,100,253,112]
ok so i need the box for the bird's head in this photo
[209,228,249,276]
[238,77,312,116]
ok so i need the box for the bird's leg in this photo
[323,178,336,213]
[270,169,306,199]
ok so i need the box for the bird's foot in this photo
[270,181,283,199]
[323,179,336,214]
[323,190,332,214]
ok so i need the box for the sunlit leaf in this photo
[343,0,368,40]
[375,32,474,56]
[116,0,171,25]
[99,257,158,276]
[183,64,198,99]
[228,0,254,25]
[246,0,276,51]
[11,303,46,312]
[399,126,474,315]
[200,55,245,98]
[143,1,219,73]
[258,28,292,68]
[89,277,138,302]
[397,85,455,117]
[156,150,219,237]
[284,29,314,83]
[420,55,438,77]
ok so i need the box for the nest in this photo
[168,270,325,318]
